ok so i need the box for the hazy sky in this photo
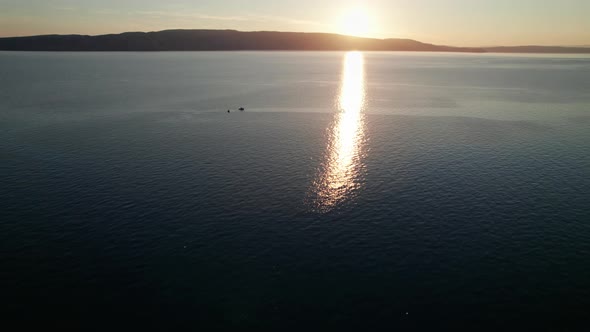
[1,0,589,46]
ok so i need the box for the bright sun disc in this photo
[339,9,370,37]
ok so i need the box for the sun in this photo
[338,8,371,37]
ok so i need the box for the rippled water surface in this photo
[1,51,590,329]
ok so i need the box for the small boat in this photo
[239,107,245,111]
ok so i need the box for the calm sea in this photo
[1,51,589,330]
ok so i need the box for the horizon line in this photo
[1,28,589,50]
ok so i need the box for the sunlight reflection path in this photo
[309,51,367,212]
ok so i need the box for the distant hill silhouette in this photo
[0,30,482,52]
[0,29,588,53]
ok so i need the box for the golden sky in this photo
[1,0,589,46]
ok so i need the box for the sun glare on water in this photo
[308,51,367,212]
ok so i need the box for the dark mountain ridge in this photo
[0,29,588,53]
[0,29,482,52]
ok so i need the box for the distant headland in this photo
[0,29,589,53]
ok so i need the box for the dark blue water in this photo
[1,51,589,330]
